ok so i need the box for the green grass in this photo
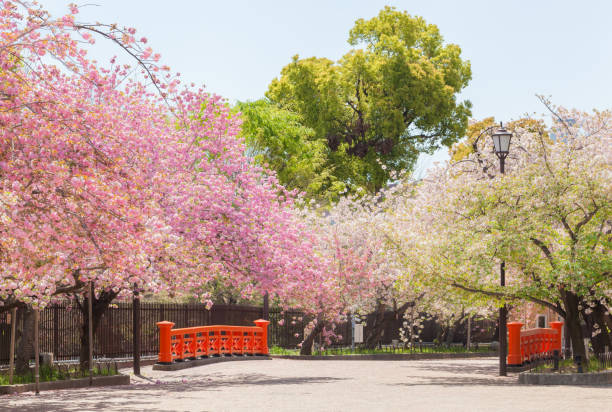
[269,344,493,356]
[0,363,118,386]
[531,357,612,374]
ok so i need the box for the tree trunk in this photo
[15,306,34,374]
[364,302,386,349]
[78,290,118,371]
[300,320,325,355]
[434,324,443,345]
[445,315,466,346]
[404,307,417,348]
[440,322,450,345]
[560,289,586,360]
[492,321,500,342]
[364,300,415,349]
[603,311,612,341]
[445,327,455,345]
[583,301,612,354]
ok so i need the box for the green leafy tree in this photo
[236,99,346,203]
[266,6,472,193]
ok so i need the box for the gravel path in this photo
[2,357,610,411]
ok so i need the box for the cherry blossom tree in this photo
[385,100,611,359]
[0,3,169,312]
[0,0,181,368]
[276,188,427,353]
[0,1,332,367]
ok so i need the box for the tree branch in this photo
[575,206,600,234]
[530,237,556,269]
[451,282,565,317]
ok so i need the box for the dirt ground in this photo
[2,357,610,411]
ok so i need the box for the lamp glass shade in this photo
[491,128,512,154]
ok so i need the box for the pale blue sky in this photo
[45,1,612,172]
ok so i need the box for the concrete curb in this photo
[519,370,612,385]
[271,352,497,361]
[113,357,158,369]
[152,355,272,371]
[0,357,159,373]
[507,364,533,373]
[0,374,130,395]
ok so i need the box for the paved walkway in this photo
[2,357,610,411]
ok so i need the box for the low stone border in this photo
[507,364,533,373]
[0,374,130,395]
[519,370,612,385]
[152,355,272,371]
[271,352,497,361]
[0,357,158,373]
[111,356,158,370]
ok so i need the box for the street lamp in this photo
[491,122,512,377]
[491,125,512,173]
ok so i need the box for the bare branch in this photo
[451,282,565,317]
[530,237,556,269]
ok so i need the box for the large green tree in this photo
[236,99,344,203]
[266,6,472,194]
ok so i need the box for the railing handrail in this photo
[520,328,558,337]
[156,319,270,364]
[507,321,564,366]
[169,325,262,334]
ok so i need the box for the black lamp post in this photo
[491,123,512,377]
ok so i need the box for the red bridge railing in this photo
[156,319,270,364]
[507,321,563,366]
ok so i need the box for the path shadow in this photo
[2,374,345,412]
[396,360,517,387]
[407,361,503,376]
[131,373,345,392]
[392,375,516,387]
[398,361,612,388]
[1,388,171,412]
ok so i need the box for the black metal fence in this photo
[0,302,496,364]
[359,313,497,345]
[527,350,612,373]
[0,302,267,364]
[0,311,10,364]
[280,341,494,356]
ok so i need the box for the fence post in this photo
[34,309,40,395]
[575,354,583,373]
[351,314,355,352]
[262,292,269,320]
[88,282,94,386]
[53,305,59,359]
[507,322,523,366]
[133,288,141,375]
[466,315,471,351]
[549,321,563,353]
[156,321,175,364]
[254,319,270,355]
[8,307,16,385]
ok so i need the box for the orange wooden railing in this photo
[156,319,270,364]
[507,321,563,366]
